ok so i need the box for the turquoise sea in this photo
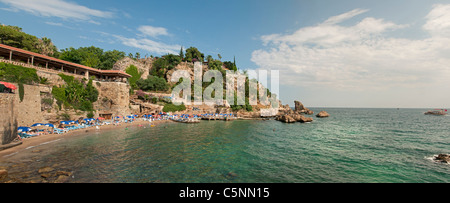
[3,108,450,182]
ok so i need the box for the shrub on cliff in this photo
[136,76,169,92]
[126,65,143,90]
[162,103,186,112]
[59,46,125,70]
[150,54,181,78]
[184,47,204,62]
[52,74,99,111]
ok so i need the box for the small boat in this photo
[424,109,447,116]
[171,118,200,123]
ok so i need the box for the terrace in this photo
[0,43,131,83]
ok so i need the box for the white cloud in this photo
[138,25,169,38]
[0,0,113,23]
[252,6,450,94]
[322,8,369,25]
[112,34,180,55]
[423,4,450,36]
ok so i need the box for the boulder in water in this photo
[434,154,450,163]
[294,101,314,115]
[316,111,330,118]
[280,115,296,123]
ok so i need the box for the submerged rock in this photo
[38,167,54,174]
[0,169,8,181]
[54,175,70,183]
[316,111,330,118]
[434,154,450,163]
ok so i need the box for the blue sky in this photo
[1,0,449,108]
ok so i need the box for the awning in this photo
[0,82,17,90]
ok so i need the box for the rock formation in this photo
[294,101,314,115]
[275,100,315,123]
[277,115,296,123]
[316,111,330,118]
[276,113,313,123]
[113,57,154,80]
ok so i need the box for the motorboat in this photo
[424,109,447,116]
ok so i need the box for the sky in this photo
[0,0,449,108]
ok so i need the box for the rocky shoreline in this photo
[275,100,329,123]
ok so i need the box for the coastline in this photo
[0,119,171,161]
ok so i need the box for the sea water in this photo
[2,108,449,182]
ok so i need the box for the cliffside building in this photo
[0,43,131,82]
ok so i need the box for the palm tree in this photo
[36,37,57,56]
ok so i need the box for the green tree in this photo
[217,54,222,61]
[223,61,237,71]
[35,37,58,57]
[179,46,184,60]
[59,46,125,70]
[184,47,204,62]
[0,24,40,53]
[136,76,169,92]
[100,50,125,70]
[206,55,213,63]
[82,52,100,68]
[150,54,181,78]
[125,65,143,90]
[52,74,99,111]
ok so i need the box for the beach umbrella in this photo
[60,121,71,125]
[97,117,105,120]
[44,123,55,128]
[0,82,17,90]
[31,123,45,127]
[18,127,32,132]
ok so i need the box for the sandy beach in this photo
[0,119,172,161]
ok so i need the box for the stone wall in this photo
[0,93,18,145]
[14,84,45,127]
[93,81,131,117]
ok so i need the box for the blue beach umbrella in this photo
[31,123,44,127]
[44,123,55,128]
[60,121,71,125]
[18,127,32,132]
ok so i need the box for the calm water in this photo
[3,108,450,182]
